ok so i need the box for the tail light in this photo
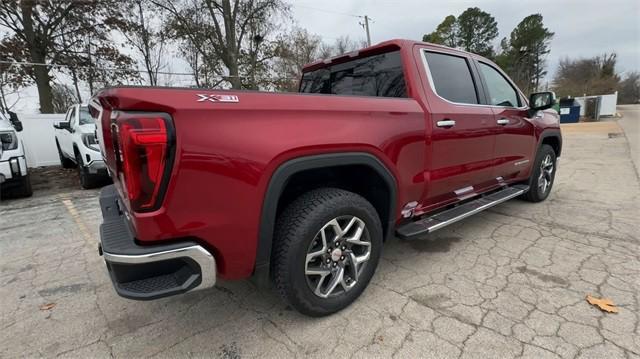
[112,112,174,212]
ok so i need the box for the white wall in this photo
[575,92,618,117]
[15,113,65,168]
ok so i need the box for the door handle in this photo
[497,118,509,125]
[436,119,456,128]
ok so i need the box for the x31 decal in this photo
[196,94,239,103]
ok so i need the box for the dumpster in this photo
[559,98,581,123]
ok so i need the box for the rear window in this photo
[424,51,478,104]
[299,51,407,98]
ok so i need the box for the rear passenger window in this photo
[478,62,521,107]
[424,51,478,104]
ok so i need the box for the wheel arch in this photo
[538,129,562,157]
[253,152,398,286]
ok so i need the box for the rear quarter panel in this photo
[97,88,426,278]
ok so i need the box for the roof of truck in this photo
[302,38,480,72]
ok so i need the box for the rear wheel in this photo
[272,188,382,317]
[522,144,556,202]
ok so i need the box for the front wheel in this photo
[14,174,33,198]
[75,152,99,189]
[272,188,383,317]
[522,144,557,202]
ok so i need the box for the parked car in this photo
[54,104,109,189]
[0,111,32,198]
[90,39,561,316]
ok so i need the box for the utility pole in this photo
[361,15,371,46]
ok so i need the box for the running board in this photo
[396,184,529,240]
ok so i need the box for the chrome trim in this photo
[497,118,510,125]
[428,187,527,233]
[454,186,474,196]
[436,119,456,127]
[514,159,530,166]
[419,49,528,111]
[401,201,419,218]
[103,245,216,291]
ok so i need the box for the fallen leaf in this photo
[586,295,618,313]
[39,303,56,311]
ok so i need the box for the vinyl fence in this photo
[574,92,618,117]
[15,113,65,168]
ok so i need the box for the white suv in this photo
[54,104,108,189]
[0,111,32,198]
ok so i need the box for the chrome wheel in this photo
[304,216,371,298]
[538,154,554,195]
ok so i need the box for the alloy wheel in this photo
[304,216,372,298]
[538,154,554,195]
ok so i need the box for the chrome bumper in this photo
[98,185,216,300]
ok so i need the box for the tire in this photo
[75,152,99,189]
[522,144,557,202]
[15,174,33,198]
[57,141,75,169]
[272,188,383,317]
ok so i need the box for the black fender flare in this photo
[253,152,398,286]
[536,129,562,157]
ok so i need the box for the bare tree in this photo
[50,82,77,113]
[121,0,168,86]
[0,0,137,112]
[272,27,322,91]
[553,53,620,97]
[0,37,31,112]
[155,0,289,89]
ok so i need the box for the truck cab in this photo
[54,104,109,189]
[0,111,31,198]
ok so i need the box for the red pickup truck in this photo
[91,39,561,316]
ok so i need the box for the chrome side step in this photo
[396,184,529,240]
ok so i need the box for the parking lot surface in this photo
[1,107,639,358]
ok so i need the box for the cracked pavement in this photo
[1,106,639,358]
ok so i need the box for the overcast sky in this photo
[6,0,639,113]
[291,0,640,77]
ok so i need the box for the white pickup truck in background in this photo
[0,111,32,198]
[54,104,109,189]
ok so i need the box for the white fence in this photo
[575,92,618,117]
[15,113,65,168]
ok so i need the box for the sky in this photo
[291,0,640,76]
[5,0,640,113]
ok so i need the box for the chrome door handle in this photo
[436,120,456,128]
[497,118,509,125]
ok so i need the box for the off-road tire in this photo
[272,188,383,317]
[522,144,557,202]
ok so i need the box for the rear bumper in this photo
[98,185,216,300]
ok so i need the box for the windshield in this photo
[79,107,93,125]
[299,50,407,98]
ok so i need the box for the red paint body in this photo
[93,40,560,279]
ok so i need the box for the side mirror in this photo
[8,111,22,132]
[56,121,71,130]
[529,91,556,116]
